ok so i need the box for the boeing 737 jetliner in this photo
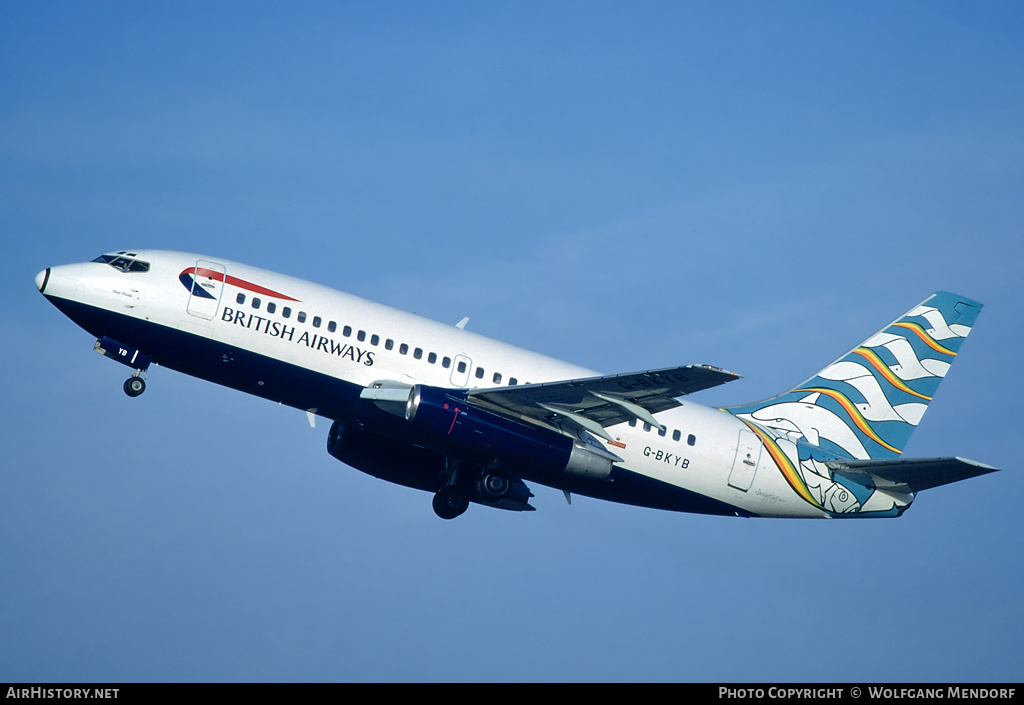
[36,251,997,519]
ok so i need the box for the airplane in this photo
[35,250,998,520]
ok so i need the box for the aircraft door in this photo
[185,260,226,320]
[728,429,762,491]
[450,354,472,387]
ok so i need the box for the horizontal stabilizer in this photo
[827,456,998,493]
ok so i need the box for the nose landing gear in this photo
[123,375,146,397]
[94,336,152,398]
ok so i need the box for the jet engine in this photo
[326,419,535,511]
[327,419,445,493]
[360,381,617,482]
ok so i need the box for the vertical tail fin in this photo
[726,292,983,461]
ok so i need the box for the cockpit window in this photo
[92,253,151,273]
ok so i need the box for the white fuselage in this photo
[37,250,832,518]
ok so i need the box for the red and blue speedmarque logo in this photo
[179,267,300,302]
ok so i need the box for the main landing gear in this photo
[432,485,470,520]
[430,459,516,519]
[433,459,471,520]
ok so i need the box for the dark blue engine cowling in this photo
[326,420,445,493]
[392,384,613,481]
[326,419,535,510]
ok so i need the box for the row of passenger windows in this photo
[236,292,521,386]
[627,418,697,446]
[237,292,691,440]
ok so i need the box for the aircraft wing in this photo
[467,365,740,442]
[826,456,998,493]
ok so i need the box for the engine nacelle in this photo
[327,419,444,493]
[327,420,536,511]
[360,381,614,481]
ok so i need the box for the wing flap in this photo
[827,456,998,493]
[468,364,740,437]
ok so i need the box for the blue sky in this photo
[2,1,1022,682]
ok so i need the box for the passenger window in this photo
[658,427,667,437]
[509,378,518,386]
[687,434,696,446]
[643,423,651,432]
[428,352,437,364]
[493,372,502,384]
[475,367,484,379]
[628,419,637,427]
[442,357,451,368]
[236,293,246,305]
[343,326,352,337]
[298,312,307,323]
[413,348,423,359]
[399,344,408,355]
[371,334,379,346]
[457,361,467,373]
[385,339,394,351]
[313,316,322,328]
[673,430,681,442]
[283,307,291,318]
[358,330,366,342]
[252,297,261,310]
[267,302,276,314]
[328,321,337,333]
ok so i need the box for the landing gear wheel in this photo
[432,486,469,520]
[123,376,146,397]
[480,473,511,502]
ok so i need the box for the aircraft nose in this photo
[35,268,50,294]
